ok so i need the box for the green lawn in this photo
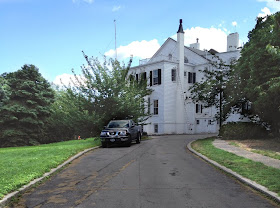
[251,149,280,160]
[192,137,280,197]
[228,141,280,161]
[0,138,100,199]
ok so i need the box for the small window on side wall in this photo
[171,69,176,81]
[168,54,172,60]
[196,104,203,114]
[154,124,158,133]
[188,72,196,83]
[154,100,159,115]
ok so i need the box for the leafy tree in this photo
[189,56,235,127]
[234,12,280,134]
[44,89,99,143]
[69,53,152,131]
[0,65,55,147]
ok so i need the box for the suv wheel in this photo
[126,135,132,147]
[136,133,141,144]
[101,142,107,148]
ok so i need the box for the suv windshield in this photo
[107,120,129,128]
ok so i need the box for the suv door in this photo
[130,120,137,139]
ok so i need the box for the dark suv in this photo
[100,120,142,147]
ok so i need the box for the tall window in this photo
[171,69,176,81]
[136,74,139,82]
[188,72,196,83]
[153,70,158,85]
[154,100,158,115]
[196,104,203,114]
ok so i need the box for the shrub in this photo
[219,122,268,140]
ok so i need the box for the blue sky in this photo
[0,0,279,84]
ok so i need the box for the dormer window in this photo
[184,56,188,63]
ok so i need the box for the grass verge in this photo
[0,138,100,199]
[192,137,280,197]
[141,136,152,141]
[229,141,280,161]
[251,149,280,160]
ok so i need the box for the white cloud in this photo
[258,7,272,17]
[53,73,85,87]
[112,5,121,12]
[257,0,280,12]
[172,27,228,52]
[232,21,238,27]
[72,0,94,4]
[104,39,160,60]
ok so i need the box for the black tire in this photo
[136,132,141,144]
[126,135,132,147]
[101,142,107,148]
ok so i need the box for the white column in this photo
[176,19,185,134]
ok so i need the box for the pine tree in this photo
[0,65,54,147]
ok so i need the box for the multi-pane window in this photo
[154,124,158,133]
[196,104,203,114]
[171,69,176,81]
[188,72,196,83]
[150,69,161,86]
[196,120,200,125]
[154,100,158,115]
[153,70,158,85]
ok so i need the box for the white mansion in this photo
[130,19,243,135]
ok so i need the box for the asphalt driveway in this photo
[13,135,278,208]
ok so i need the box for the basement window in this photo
[154,124,158,133]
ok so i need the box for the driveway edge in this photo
[187,140,280,203]
[0,146,100,208]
